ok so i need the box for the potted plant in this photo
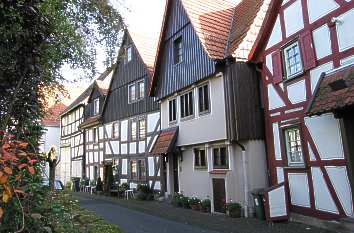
[171,193,183,207]
[201,198,211,213]
[181,196,190,209]
[189,197,201,211]
[225,202,242,218]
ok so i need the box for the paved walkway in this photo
[75,192,334,233]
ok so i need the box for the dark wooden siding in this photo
[111,35,147,90]
[154,0,216,99]
[224,61,264,140]
[103,32,159,123]
[85,89,105,119]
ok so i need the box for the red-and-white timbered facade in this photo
[252,0,354,219]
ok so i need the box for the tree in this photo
[0,0,125,141]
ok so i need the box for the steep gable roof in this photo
[61,65,115,116]
[247,0,282,61]
[181,0,235,60]
[227,0,271,60]
[150,0,268,95]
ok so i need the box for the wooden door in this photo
[212,178,226,213]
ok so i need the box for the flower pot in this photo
[227,208,241,218]
[191,204,201,211]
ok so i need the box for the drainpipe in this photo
[235,141,248,218]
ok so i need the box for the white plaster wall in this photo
[287,80,306,104]
[284,0,304,37]
[177,140,267,211]
[336,9,354,52]
[147,112,160,133]
[310,62,333,93]
[312,167,338,213]
[312,24,332,60]
[160,75,227,146]
[268,84,285,110]
[305,114,344,160]
[266,16,282,49]
[288,173,311,207]
[307,0,339,23]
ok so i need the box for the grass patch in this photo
[39,191,123,233]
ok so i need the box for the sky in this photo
[59,0,166,104]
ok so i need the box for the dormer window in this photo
[125,46,132,64]
[283,41,303,79]
[93,98,99,115]
[173,36,183,64]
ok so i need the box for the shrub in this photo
[136,184,153,201]
[189,197,201,206]
[118,183,129,197]
[66,181,72,190]
[201,199,211,213]
[181,196,190,209]
[225,202,242,211]
[171,193,183,207]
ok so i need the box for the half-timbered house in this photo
[60,68,113,184]
[250,0,354,220]
[101,30,162,192]
[149,0,269,215]
[79,71,113,181]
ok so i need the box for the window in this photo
[128,80,145,103]
[169,98,177,123]
[138,81,145,99]
[198,84,210,114]
[173,36,183,64]
[93,128,99,143]
[125,46,132,64]
[283,41,303,78]
[194,148,207,169]
[130,160,137,180]
[93,98,99,115]
[138,118,146,140]
[112,122,119,138]
[128,84,136,103]
[131,120,137,141]
[284,127,304,167]
[138,160,146,179]
[180,91,194,119]
[213,147,228,169]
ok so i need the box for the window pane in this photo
[129,85,136,102]
[285,127,304,166]
[200,150,206,167]
[194,149,200,166]
[131,121,137,141]
[169,99,176,122]
[139,119,146,140]
[284,42,303,78]
[180,95,185,118]
[174,37,182,64]
[138,81,144,99]
[131,161,137,179]
[139,160,146,179]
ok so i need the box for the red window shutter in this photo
[300,31,316,71]
[272,50,283,84]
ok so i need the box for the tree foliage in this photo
[0,0,124,139]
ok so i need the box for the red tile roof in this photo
[181,0,235,59]
[228,0,270,59]
[307,64,354,116]
[151,127,178,154]
[130,31,160,74]
[42,103,67,126]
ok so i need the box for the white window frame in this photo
[212,146,229,170]
[180,90,194,120]
[284,126,305,167]
[125,46,132,64]
[138,117,146,140]
[194,148,207,170]
[112,122,119,139]
[198,82,210,115]
[137,80,145,100]
[93,98,99,115]
[130,120,137,141]
[283,41,303,79]
[168,98,177,124]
